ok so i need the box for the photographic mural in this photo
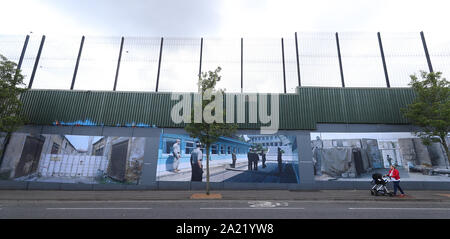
[156,132,300,183]
[0,133,146,184]
[311,132,450,182]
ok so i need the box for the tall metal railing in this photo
[0,32,448,93]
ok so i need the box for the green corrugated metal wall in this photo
[19,87,416,130]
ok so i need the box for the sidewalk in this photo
[0,190,449,202]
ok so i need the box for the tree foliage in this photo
[0,54,27,133]
[401,71,450,163]
[184,67,237,194]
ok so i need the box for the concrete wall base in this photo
[2,180,450,191]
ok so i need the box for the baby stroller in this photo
[370,173,393,196]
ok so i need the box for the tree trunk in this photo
[206,144,210,195]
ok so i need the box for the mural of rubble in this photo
[0,133,146,184]
[311,132,450,181]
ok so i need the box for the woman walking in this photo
[385,165,405,197]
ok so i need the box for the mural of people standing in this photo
[386,154,393,167]
[231,149,237,168]
[156,133,299,184]
[247,149,253,171]
[261,151,267,168]
[277,147,283,174]
[172,139,181,173]
[190,142,203,181]
[252,150,259,171]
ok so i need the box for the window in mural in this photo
[0,133,146,184]
[156,132,300,184]
[211,145,218,154]
[185,141,195,154]
[163,138,177,154]
[311,132,450,182]
[51,143,60,154]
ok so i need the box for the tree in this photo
[0,54,27,159]
[185,67,237,195]
[402,71,450,165]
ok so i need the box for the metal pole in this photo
[28,35,46,89]
[71,36,85,90]
[113,36,124,91]
[14,35,30,81]
[241,37,243,93]
[295,32,301,87]
[335,32,345,88]
[377,32,390,88]
[281,38,287,94]
[155,37,164,92]
[198,37,203,78]
[17,35,30,70]
[420,31,434,73]
[198,38,203,92]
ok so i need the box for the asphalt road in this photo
[1,199,449,219]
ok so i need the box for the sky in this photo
[2,0,450,37]
[1,0,449,93]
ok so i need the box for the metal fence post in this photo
[14,34,30,81]
[70,36,85,90]
[295,32,301,87]
[155,37,164,92]
[377,32,390,88]
[241,37,243,93]
[281,38,287,94]
[17,35,30,71]
[198,37,203,92]
[113,36,124,91]
[420,31,434,73]
[28,35,46,89]
[335,32,345,88]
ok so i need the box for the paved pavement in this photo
[1,189,449,201]
[1,190,449,219]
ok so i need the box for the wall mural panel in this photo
[0,133,146,184]
[311,132,450,182]
[156,132,300,184]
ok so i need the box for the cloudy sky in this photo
[1,0,449,92]
[2,0,450,37]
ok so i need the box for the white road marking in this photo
[248,201,289,208]
[200,208,304,210]
[46,208,152,210]
[349,208,450,210]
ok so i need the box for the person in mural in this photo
[261,151,267,168]
[386,155,393,167]
[172,139,181,173]
[231,149,237,168]
[385,165,405,197]
[252,150,259,171]
[277,147,283,174]
[247,148,253,171]
[190,142,203,181]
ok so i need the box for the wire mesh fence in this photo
[0,32,448,93]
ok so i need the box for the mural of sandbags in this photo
[0,133,146,184]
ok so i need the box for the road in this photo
[1,199,449,219]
